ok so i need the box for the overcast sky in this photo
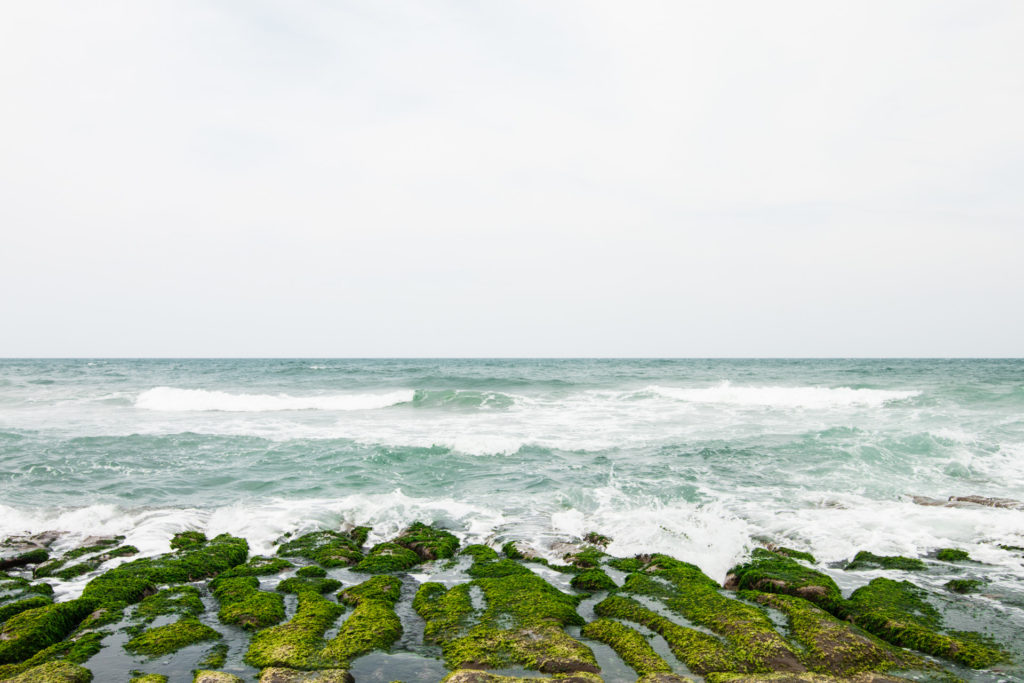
[1,1,1021,357]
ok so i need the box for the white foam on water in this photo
[722,489,1024,574]
[645,382,921,408]
[135,387,415,412]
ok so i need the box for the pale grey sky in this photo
[1,1,1021,357]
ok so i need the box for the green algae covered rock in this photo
[0,549,50,571]
[134,585,204,622]
[581,617,672,675]
[209,556,293,590]
[628,554,804,673]
[460,544,499,562]
[593,594,741,674]
[944,578,984,594]
[171,531,208,551]
[0,598,97,665]
[729,549,843,611]
[277,531,365,568]
[845,577,1004,668]
[744,591,920,675]
[258,668,353,682]
[124,617,222,657]
[214,575,286,630]
[0,595,53,624]
[321,576,403,664]
[705,674,911,683]
[353,523,459,574]
[415,570,597,674]
[845,552,925,571]
[353,542,422,574]
[466,558,532,578]
[245,590,345,669]
[936,548,971,562]
[81,533,248,606]
[440,671,602,683]
[4,660,93,682]
[194,671,245,683]
[277,575,343,595]
[130,674,169,683]
[569,568,616,592]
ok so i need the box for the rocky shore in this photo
[0,523,1016,683]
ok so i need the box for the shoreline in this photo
[1,522,1019,683]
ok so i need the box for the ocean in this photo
[1,358,1023,679]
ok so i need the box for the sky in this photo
[0,1,1021,357]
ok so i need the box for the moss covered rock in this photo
[729,550,842,611]
[569,568,616,592]
[134,585,204,622]
[258,668,354,682]
[82,533,248,606]
[209,556,293,590]
[581,618,672,675]
[321,576,403,664]
[277,531,365,568]
[124,617,222,657]
[627,554,804,673]
[0,598,97,665]
[935,548,971,562]
[4,660,93,682]
[745,591,920,675]
[214,576,286,630]
[245,590,345,669]
[845,577,1004,668]
[414,571,597,673]
[593,594,741,674]
[845,552,925,571]
[193,672,245,683]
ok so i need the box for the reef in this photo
[0,524,1015,682]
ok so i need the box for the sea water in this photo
[1,359,1023,675]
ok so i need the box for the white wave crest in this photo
[645,382,920,408]
[135,387,414,412]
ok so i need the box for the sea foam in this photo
[645,382,921,408]
[135,386,414,412]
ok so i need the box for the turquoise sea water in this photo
[2,359,1024,677]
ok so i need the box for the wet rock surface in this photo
[0,526,1019,682]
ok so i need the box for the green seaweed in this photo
[81,533,248,606]
[0,598,97,665]
[845,577,1004,668]
[352,543,422,574]
[745,591,920,675]
[502,541,525,560]
[277,530,364,568]
[593,594,742,674]
[296,565,328,578]
[393,522,460,560]
[322,576,403,664]
[936,549,971,562]
[0,596,53,624]
[845,552,925,571]
[134,586,204,622]
[629,555,803,672]
[199,642,229,669]
[214,576,285,630]
[4,660,93,682]
[0,549,50,571]
[125,617,221,657]
[245,590,345,669]
[170,531,208,551]
[729,550,842,611]
[581,618,672,675]
[467,558,533,578]
[570,568,617,592]
[944,579,983,594]
[208,556,292,590]
[461,544,499,562]
[276,576,343,595]
[414,570,597,673]
[583,532,612,548]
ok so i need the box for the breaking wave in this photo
[135,387,415,412]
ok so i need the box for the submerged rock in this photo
[258,667,353,682]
